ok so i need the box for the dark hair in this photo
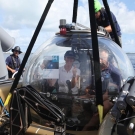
[64,50,75,59]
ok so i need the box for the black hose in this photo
[88,0,103,106]
[0,120,10,135]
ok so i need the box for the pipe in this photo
[0,27,15,52]
[0,41,8,80]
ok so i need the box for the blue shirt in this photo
[101,64,121,92]
[6,55,21,70]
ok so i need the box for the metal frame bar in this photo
[88,0,103,106]
[72,0,78,23]
[10,85,65,135]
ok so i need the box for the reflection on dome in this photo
[23,32,134,130]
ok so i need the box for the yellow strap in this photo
[98,105,103,124]
[4,93,12,106]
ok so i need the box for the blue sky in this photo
[0,0,135,53]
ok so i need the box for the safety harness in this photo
[8,55,21,78]
[10,54,20,69]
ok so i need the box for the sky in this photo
[0,0,135,53]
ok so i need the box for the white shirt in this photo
[58,66,80,94]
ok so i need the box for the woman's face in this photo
[65,57,74,66]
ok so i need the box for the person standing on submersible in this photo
[94,0,122,46]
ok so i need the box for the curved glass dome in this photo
[23,32,134,130]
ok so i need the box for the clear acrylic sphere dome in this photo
[23,32,134,89]
[23,32,134,129]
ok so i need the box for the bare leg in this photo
[82,100,113,131]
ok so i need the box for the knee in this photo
[103,100,113,115]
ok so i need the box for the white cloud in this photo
[0,0,47,29]
[123,39,135,53]
[0,0,74,31]
[3,28,20,38]
[0,0,135,53]
[0,0,89,52]
[107,1,135,34]
[125,39,135,45]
